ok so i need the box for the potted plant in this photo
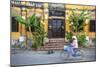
[77,33,88,47]
[68,9,90,47]
[65,31,73,42]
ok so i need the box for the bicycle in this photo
[60,47,84,60]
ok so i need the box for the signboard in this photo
[49,3,65,16]
[35,2,43,8]
[49,10,65,16]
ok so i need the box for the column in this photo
[43,3,48,33]
[21,1,27,36]
[65,4,70,32]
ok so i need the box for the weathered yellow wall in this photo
[11,32,20,40]
[44,3,49,33]
[65,4,96,37]
[66,4,95,10]
[11,3,96,39]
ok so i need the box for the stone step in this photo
[44,44,64,46]
[43,45,64,48]
[45,42,66,46]
[32,42,65,51]
[32,38,66,51]
[37,43,65,51]
[49,38,65,43]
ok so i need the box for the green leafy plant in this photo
[68,10,90,32]
[77,34,88,47]
[15,14,38,37]
[32,23,47,49]
[68,9,90,48]
[65,31,73,41]
[15,14,46,49]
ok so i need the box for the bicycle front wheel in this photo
[76,50,84,58]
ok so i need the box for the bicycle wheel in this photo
[60,51,69,59]
[75,50,84,57]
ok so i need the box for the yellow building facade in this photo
[11,1,96,40]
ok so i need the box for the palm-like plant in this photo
[15,14,46,49]
[68,10,90,33]
[32,21,47,49]
[65,31,73,41]
[16,14,39,37]
[77,33,88,47]
[68,9,90,47]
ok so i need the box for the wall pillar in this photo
[43,3,48,34]
[84,19,90,35]
[65,4,70,32]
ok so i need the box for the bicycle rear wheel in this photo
[60,51,69,60]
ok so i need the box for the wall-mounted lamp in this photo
[45,14,48,19]
[66,15,68,20]
[41,21,45,25]
[85,19,89,24]
[44,9,48,13]
[65,10,68,14]
[71,22,73,25]
[22,16,26,19]
[69,22,73,26]
[49,25,52,29]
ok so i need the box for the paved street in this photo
[10,48,96,66]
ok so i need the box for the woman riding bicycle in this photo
[64,37,78,57]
